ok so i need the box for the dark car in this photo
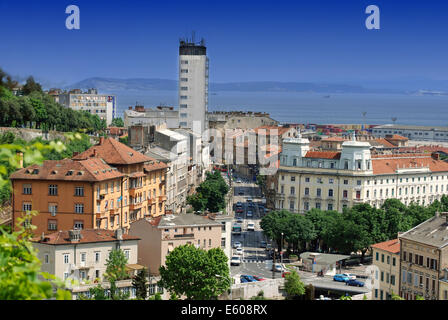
[241,275,257,282]
[346,279,365,287]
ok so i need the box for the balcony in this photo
[341,197,349,202]
[77,260,95,269]
[129,202,142,210]
[148,198,155,205]
[173,233,195,239]
[159,195,167,202]
[353,198,364,203]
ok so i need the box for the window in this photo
[327,203,333,211]
[63,254,69,264]
[124,250,130,260]
[49,203,57,216]
[74,221,84,230]
[381,271,384,281]
[209,239,212,246]
[343,180,348,185]
[75,203,84,214]
[180,69,188,73]
[393,257,396,266]
[343,190,348,198]
[44,254,49,264]
[357,180,361,185]
[381,254,384,263]
[48,219,57,231]
[49,184,58,196]
[304,202,309,211]
[376,252,379,261]
[95,252,100,263]
[291,176,295,182]
[390,275,395,285]
[289,201,294,210]
[316,188,321,197]
[22,203,32,212]
[328,189,334,197]
[304,187,309,195]
[305,177,310,182]
[75,186,84,196]
[149,284,156,295]
[180,104,187,108]
[80,252,86,263]
[290,187,295,194]
[23,184,32,194]
[387,256,390,264]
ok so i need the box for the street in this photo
[228,173,370,295]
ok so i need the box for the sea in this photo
[114,90,448,127]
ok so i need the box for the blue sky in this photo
[0,0,447,86]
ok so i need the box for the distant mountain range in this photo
[64,77,448,95]
[66,77,400,94]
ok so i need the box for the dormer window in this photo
[66,170,74,176]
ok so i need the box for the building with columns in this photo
[270,134,448,213]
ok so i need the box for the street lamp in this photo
[281,233,284,264]
[216,274,232,300]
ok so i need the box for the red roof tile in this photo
[371,239,400,254]
[32,229,140,245]
[10,158,124,182]
[72,138,152,165]
[371,154,448,175]
[304,151,341,159]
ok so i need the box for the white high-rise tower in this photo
[178,37,209,134]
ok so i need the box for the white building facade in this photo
[273,135,448,213]
[178,39,209,134]
[59,89,116,125]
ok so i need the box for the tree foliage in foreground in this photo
[158,244,230,300]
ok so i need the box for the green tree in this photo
[284,270,305,299]
[105,249,129,282]
[340,294,352,300]
[250,290,267,300]
[132,268,148,300]
[22,76,43,95]
[158,245,230,300]
[260,209,291,252]
[111,117,124,127]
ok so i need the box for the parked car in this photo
[236,208,244,213]
[247,211,253,217]
[253,276,266,281]
[342,273,357,280]
[346,279,365,287]
[240,276,249,283]
[247,222,255,231]
[238,190,244,195]
[233,241,242,249]
[273,263,283,272]
[236,217,244,223]
[282,271,291,278]
[230,256,241,266]
[236,202,243,208]
[260,240,267,248]
[241,275,257,282]
[333,274,351,282]
[235,247,244,255]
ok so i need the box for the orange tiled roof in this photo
[387,134,408,141]
[144,161,168,172]
[10,158,124,182]
[304,151,341,159]
[371,239,400,254]
[371,153,448,174]
[374,138,397,148]
[32,229,139,245]
[398,146,448,154]
[72,138,152,165]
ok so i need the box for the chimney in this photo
[431,152,440,161]
[99,137,105,145]
[68,229,81,242]
[72,151,79,157]
[115,228,123,241]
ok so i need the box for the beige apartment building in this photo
[271,135,448,213]
[129,214,223,275]
[399,212,448,300]
[32,229,139,287]
[371,239,400,300]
